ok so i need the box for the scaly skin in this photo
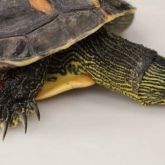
[50,29,165,105]
[1,29,165,139]
[0,58,48,139]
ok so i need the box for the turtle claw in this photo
[29,101,40,121]
[20,112,28,134]
[2,121,9,141]
[0,100,40,139]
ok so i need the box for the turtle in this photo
[0,0,164,140]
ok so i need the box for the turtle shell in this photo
[0,0,135,69]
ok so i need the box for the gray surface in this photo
[1,0,165,165]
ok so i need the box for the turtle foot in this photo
[0,100,40,140]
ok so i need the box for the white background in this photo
[1,1,165,165]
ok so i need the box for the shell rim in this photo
[0,8,136,68]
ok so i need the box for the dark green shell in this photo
[0,0,134,68]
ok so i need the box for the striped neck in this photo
[138,56,165,105]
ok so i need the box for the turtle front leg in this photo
[66,29,165,105]
[0,59,48,139]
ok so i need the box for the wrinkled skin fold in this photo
[1,29,165,139]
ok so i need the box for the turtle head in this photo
[138,56,165,105]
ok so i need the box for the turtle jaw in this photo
[137,56,165,105]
